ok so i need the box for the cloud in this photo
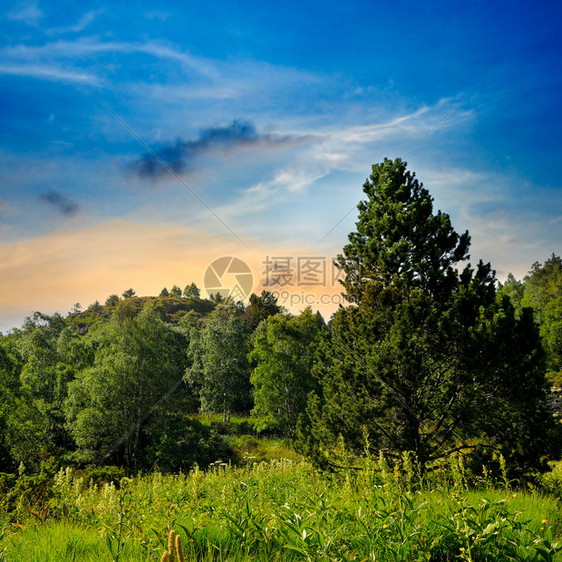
[47,9,103,35]
[130,119,304,180]
[38,191,80,216]
[0,63,98,84]
[6,0,42,25]
[1,38,219,80]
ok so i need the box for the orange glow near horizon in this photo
[0,219,344,331]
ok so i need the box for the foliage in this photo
[0,313,75,470]
[105,294,120,307]
[0,458,58,523]
[500,255,562,376]
[144,413,236,473]
[249,308,325,436]
[183,282,200,299]
[65,300,188,468]
[186,303,252,420]
[302,158,557,474]
[1,457,562,561]
[169,285,183,298]
[244,290,281,332]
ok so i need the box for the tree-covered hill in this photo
[66,295,217,334]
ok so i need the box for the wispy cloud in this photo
[144,10,171,22]
[0,63,97,84]
[47,9,103,35]
[38,191,80,216]
[130,119,306,180]
[6,0,42,25]
[1,38,219,79]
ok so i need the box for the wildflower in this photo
[542,519,549,526]
[512,493,517,498]
[382,524,388,529]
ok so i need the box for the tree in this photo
[65,300,187,467]
[250,308,325,437]
[4,313,74,468]
[499,255,561,376]
[302,158,556,474]
[498,273,524,313]
[88,300,102,312]
[521,255,561,375]
[170,285,182,298]
[183,282,201,299]
[186,303,251,420]
[159,287,170,297]
[122,288,136,299]
[70,303,82,315]
[105,294,120,306]
[0,338,21,471]
[244,291,281,332]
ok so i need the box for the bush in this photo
[145,413,237,473]
[75,465,129,488]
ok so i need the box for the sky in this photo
[0,0,561,332]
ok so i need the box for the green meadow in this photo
[2,451,562,561]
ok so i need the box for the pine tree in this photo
[303,159,557,475]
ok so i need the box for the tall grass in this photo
[1,457,561,561]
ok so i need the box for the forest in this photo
[1,159,561,560]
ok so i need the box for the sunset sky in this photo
[1,0,561,332]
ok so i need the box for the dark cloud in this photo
[130,119,298,180]
[38,191,80,216]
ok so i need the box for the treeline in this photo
[0,288,326,473]
[498,254,562,381]
[0,158,560,480]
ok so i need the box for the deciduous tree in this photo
[250,308,325,436]
[186,303,251,420]
[65,300,186,467]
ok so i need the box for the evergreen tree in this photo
[245,290,281,332]
[302,159,556,475]
[170,285,182,298]
[183,282,201,298]
[499,255,561,376]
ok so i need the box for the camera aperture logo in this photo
[204,256,253,301]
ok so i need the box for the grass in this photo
[0,522,142,561]
[1,457,562,561]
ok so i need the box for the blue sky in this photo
[0,0,561,331]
